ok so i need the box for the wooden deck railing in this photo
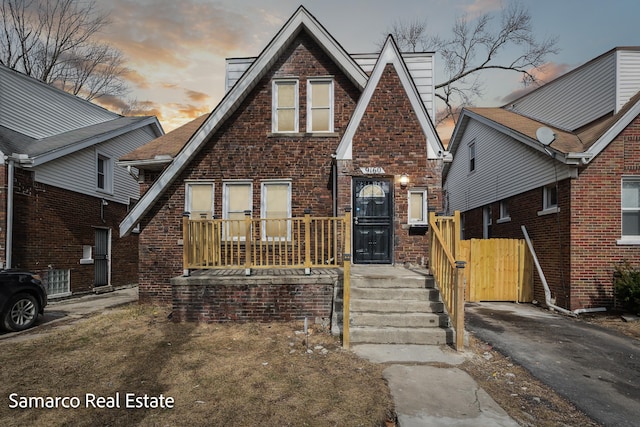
[182,211,348,274]
[429,211,466,350]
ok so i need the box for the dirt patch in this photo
[0,304,395,427]
[460,311,639,427]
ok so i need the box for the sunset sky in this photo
[92,0,640,138]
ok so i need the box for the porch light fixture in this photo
[400,174,409,189]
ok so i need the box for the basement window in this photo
[46,269,71,298]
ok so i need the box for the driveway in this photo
[465,302,640,427]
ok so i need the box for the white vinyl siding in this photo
[261,181,292,240]
[616,49,640,112]
[186,182,214,219]
[621,177,640,238]
[272,80,298,133]
[307,79,333,132]
[445,119,574,213]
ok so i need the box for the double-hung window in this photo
[273,79,298,133]
[261,181,292,240]
[408,189,428,225]
[186,182,214,219]
[223,181,252,239]
[622,177,640,240]
[307,78,333,132]
[96,153,113,193]
[468,141,476,173]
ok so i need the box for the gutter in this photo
[5,156,14,269]
[521,225,598,317]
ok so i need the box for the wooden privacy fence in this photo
[182,211,349,274]
[460,239,533,303]
[428,211,466,350]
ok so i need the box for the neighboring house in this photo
[443,47,640,311]
[0,64,163,298]
[119,6,448,309]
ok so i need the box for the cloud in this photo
[123,69,151,89]
[462,0,503,15]
[500,61,571,104]
[185,89,210,103]
[98,0,254,67]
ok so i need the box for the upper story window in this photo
[96,153,113,194]
[408,189,428,225]
[307,79,334,132]
[272,79,298,133]
[185,182,214,219]
[622,177,640,239]
[468,141,476,173]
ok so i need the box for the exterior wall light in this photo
[400,174,409,189]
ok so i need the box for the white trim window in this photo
[307,78,334,132]
[261,181,292,240]
[186,182,215,219]
[96,152,113,194]
[408,189,428,225]
[498,200,511,223]
[272,79,298,133]
[468,141,476,173]
[223,181,252,239]
[622,177,640,239]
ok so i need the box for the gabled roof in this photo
[335,35,444,160]
[120,6,369,237]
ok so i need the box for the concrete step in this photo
[351,275,434,289]
[351,312,449,328]
[351,287,440,301]
[351,299,444,313]
[349,326,453,345]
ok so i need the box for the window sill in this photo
[617,238,640,245]
[496,217,511,224]
[80,258,94,265]
[537,207,560,216]
[268,132,338,138]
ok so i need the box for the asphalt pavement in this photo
[465,302,640,427]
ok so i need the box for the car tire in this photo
[2,293,40,332]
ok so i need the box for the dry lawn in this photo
[0,305,394,427]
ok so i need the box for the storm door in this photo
[94,228,110,287]
[352,178,392,263]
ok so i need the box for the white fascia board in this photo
[120,6,368,237]
[28,116,162,167]
[582,98,640,164]
[116,158,172,169]
[337,36,443,160]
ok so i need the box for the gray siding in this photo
[509,51,616,131]
[33,126,153,204]
[0,66,118,139]
[445,119,574,213]
[616,49,640,111]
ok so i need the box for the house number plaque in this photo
[360,167,385,175]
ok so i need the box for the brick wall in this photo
[138,31,360,304]
[12,168,139,293]
[171,274,338,322]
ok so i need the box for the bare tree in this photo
[0,0,129,100]
[384,2,558,124]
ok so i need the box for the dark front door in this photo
[94,229,110,287]
[353,178,392,263]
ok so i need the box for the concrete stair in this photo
[334,265,453,346]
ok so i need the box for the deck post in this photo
[304,209,312,275]
[454,260,466,350]
[244,210,252,276]
[342,208,352,349]
[182,212,191,277]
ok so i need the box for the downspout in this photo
[521,225,577,317]
[5,156,14,269]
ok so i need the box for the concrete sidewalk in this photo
[353,344,519,427]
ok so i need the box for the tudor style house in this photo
[443,47,640,311]
[119,6,447,318]
[0,64,163,297]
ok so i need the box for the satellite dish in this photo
[536,127,556,146]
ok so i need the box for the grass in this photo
[0,304,394,427]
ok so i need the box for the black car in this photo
[0,270,47,332]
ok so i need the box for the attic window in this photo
[307,79,333,132]
[273,79,298,133]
